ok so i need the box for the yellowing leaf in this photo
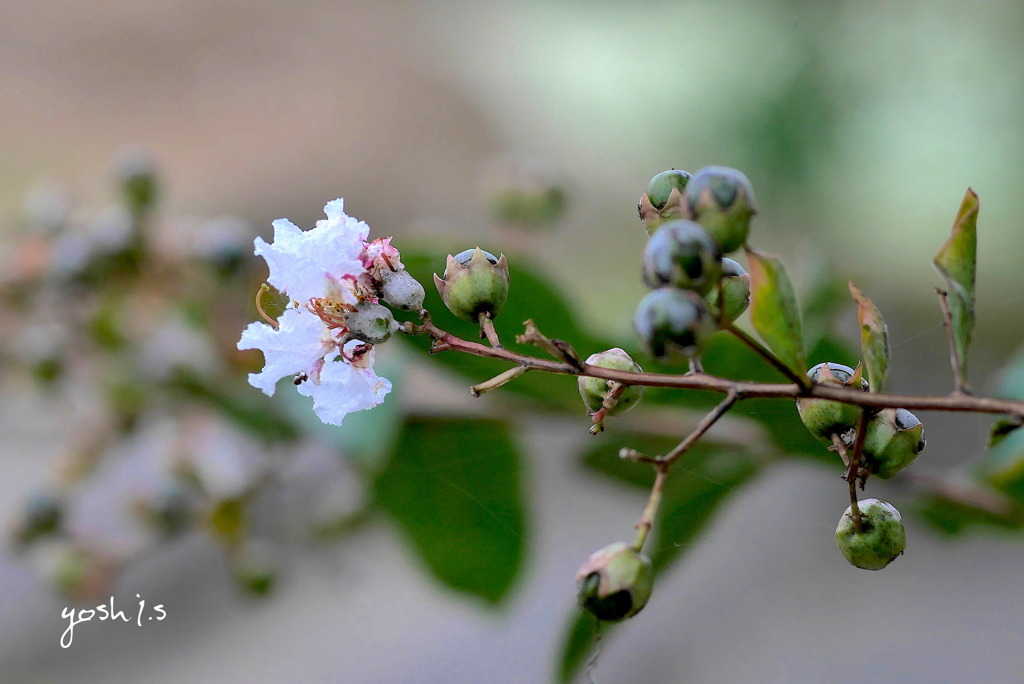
[745,247,806,375]
[849,282,890,392]
[933,189,979,388]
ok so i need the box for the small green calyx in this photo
[575,541,654,621]
[433,247,510,323]
[633,287,714,361]
[704,257,750,323]
[579,349,644,415]
[861,408,926,479]
[642,220,723,295]
[684,166,756,253]
[835,498,906,570]
[796,362,869,444]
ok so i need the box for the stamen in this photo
[382,252,396,272]
[256,283,279,329]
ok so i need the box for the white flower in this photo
[238,199,393,426]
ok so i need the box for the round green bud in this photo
[646,170,691,211]
[480,156,565,227]
[642,219,723,295]
[579,349,644,415]
[343,301,398,344]
[835,498,906,570]
[380,269,426,312]
[633,287,714,361]
[796,362,869,444]
[433,247,510,323]
[683,166,756,253]
[575,541,654,621]
[704,258,750,323]
[861,408,925,479]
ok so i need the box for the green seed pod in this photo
[578,349,644,415]
[861,408,926,479]
[639,169,690,233]
[642,219,723,295]
[683,166,756,253]
[343,301,399,344]
[796,362,869,444]
[633,287,714,361]
[433,248,510,323]
[704,257,751,323]
[834,498,906,570]
[575,541,654,621]
[380,269,426,312]
[13,492,63,547]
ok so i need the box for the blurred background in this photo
[3,1,1024,682]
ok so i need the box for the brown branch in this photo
[589,383,627,435]
[936,288,969,394]
[418,320,1024,418]
[723,323,811,389]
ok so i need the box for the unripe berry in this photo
[683,166,756,254]
[642,219,723,295]
[704,257,750,323]
[861,408,926,479]
[578,349,644,415]
[834,499,906,570]
[796,362,869,444]
[433,248,510,323]
[575,541,654,621]
[343,301,399,344]
[639,169,690,233]
[633,287,714,360]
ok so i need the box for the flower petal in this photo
[296,351,391,426]
[237,308,329,396]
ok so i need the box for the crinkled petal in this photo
[296,353,391,426]
[237,308,330,396]
[254,199,369,303]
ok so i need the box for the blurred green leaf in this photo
[558,432,760,681]
[932,188,979,388]
[848,281,890,392]
[373,416,526,604]
[913,493,1024,536]
[401,249,613,411]
[745,247,806,374]
[557,612,608,684]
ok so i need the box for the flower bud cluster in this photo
[634,167,755,361]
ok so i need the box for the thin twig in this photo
[724,322,810,389]
[936,288,969,394]
[479,312,503,349]
[590,383,627,435]
[831,432,862,531]
[633,468,667,551]
[470,365,528,397]
[418,320,1024,417]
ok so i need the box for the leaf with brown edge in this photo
[933,189,979,389]
[745,247,806,376]
[849,281,890,392]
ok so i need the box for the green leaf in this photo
[558,432,760,681]
[373,416,526,604]
[932,188,979,388]
[401,249,613,410]
[848,282,890,392]
[745,247,806,375]
[557,612,608,684]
